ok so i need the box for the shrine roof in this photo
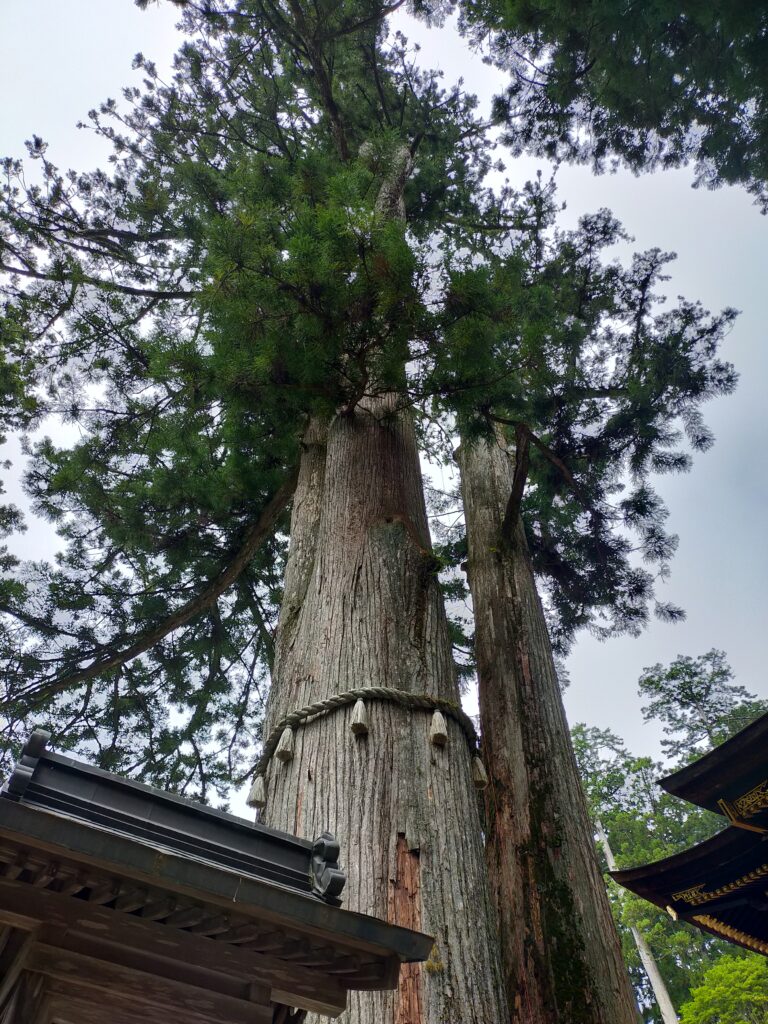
[612,711,768,960]
[611,825,768,956]
[0,730,433,1022]
[659,711,768,830]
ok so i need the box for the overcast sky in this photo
[1,2,766,788]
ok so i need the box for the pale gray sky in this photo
[1,1,766,781]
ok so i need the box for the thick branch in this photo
[501,422,530,544]
[320,0,407,41]
[490,414,578,490]
[0,604,80,640]
[5,467,298,709]
[284,0,349,161]
[0,261,199,300]
[78,226,179,244]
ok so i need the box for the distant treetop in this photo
[458,0,768,210]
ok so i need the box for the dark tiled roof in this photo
[659,711,768,828]
[612,712,768,959]
[3,729,342,904]
[0,730,433,1023]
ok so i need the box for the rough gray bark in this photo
[596,821,678,1024]
[262,398,508,1024]
[458,430,638,1024]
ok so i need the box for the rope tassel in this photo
[472,756,489,790]
[251,686,483,781]
[350,699,369,736]
[275,726,295,763]
[429,710,448,747]
[247,774,268,809]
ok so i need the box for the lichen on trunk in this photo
[458,429,638,1024]
[262,396,507,1024]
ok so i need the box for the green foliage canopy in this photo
[0,1,737,795]
[460,0,768,210]
[679,955,768,1024]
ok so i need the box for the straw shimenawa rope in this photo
[251,686,481,780]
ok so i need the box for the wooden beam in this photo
[113,889,148,913]
[56,874,86,898]
[188,913,231,936]
[36,931,270,1006]
[162,904,208,928]
[0,930,37,1011]
[87,881,119,905]
[44,980,263,1024]
[30,863,58,889]
[272,987,345,1019]
[0,853,27,883]
[140,896,176,921]
[39,989,150,1024]
[0,903,40,932]
[0,880,347,1017]
[30,945,273,1024]
[8,973,49,1024]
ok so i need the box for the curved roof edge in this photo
[659,711,768,815]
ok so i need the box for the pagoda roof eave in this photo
[659,711,768,820]
[610,825,768,958]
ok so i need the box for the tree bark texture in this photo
[262,398,508,1024]
[458,431,638,1024]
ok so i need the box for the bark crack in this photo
[389,834,423,1024]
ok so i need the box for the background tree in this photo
[639,650,768,761]
[572,653,768,1021]
[573,723,678,1024]
[679,955,768,1024]
[573,723,724,1021]
[459,0,768,210]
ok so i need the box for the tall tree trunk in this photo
[596,821,678,1024]
[457,430,638,1024]
[262,398,508,1024]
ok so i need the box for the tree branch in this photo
[4,467,298,710]
[490,414,578,491]
[0,261,199,300]
[501,422,530,544]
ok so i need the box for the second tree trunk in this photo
[458,430,638,1024]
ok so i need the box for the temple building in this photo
[0,730,432,1023]
[612,710,768,957]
